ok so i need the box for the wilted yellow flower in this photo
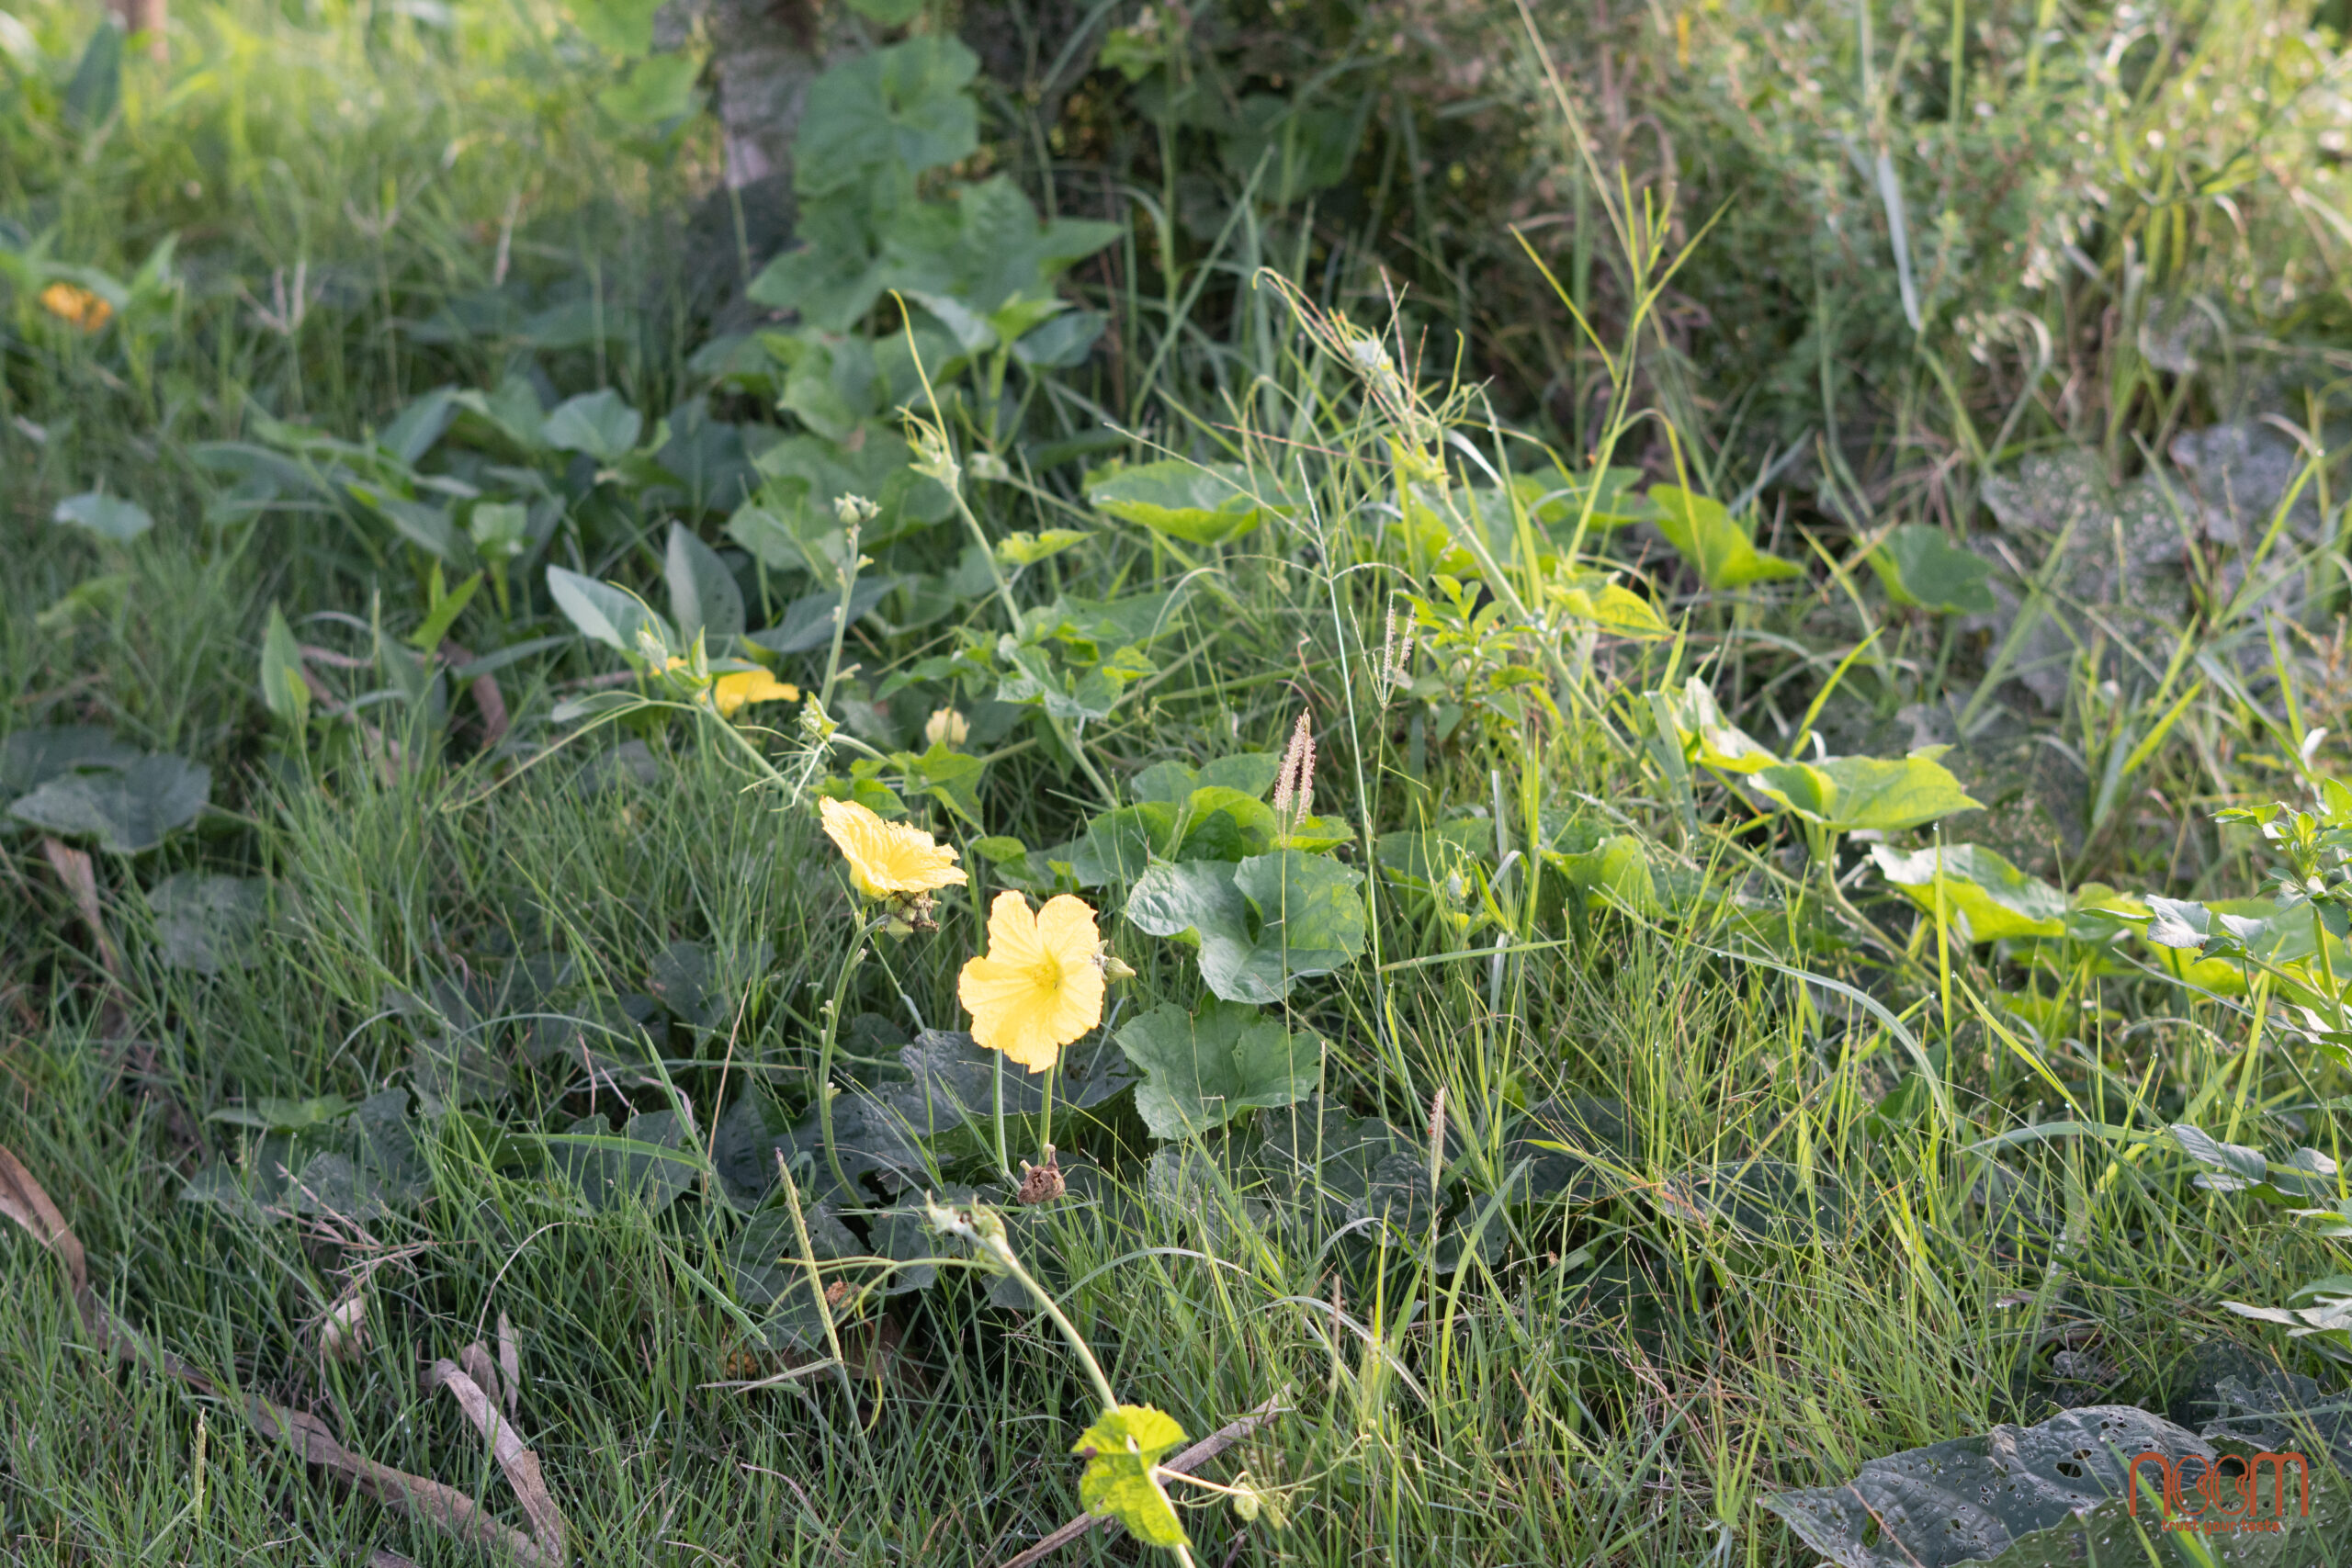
[40,283,111,333]
[958,892,1105,1072]
[924,707,970,748]
[709,669,800,717]
[819,795,967,901]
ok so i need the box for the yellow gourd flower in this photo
[709,669,800,717]
[819,796,967,902]
[958,892,1105,1072]
[40,283,111,333]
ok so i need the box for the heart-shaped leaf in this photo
[1751,753,1980,832]
[1867,842,2066,942]
[1088,461,1281,546]
[1649,486,1800,590]
[542,389,644,462]
[1126,850,1367,1003]
[1115,1000,1320,1139]
[665,522,745,645]
[51,491,153,542]
[1868,524,1996,615]
[8,752,209,852]
[547,566,674,658]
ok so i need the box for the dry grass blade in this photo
[426,1353,568,1562]
[497,1311,520,1417]
[0,1144,560,1567]
[40,837,122,980]
[993,1390,1293,1568]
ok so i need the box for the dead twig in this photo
[994,1391,1293,1568]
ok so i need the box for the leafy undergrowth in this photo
[12,0,2352,1563]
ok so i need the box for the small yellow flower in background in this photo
[40,283,111,333]
[924,707,970,748]
[709,669,800,718]
[959,891,1106,1072]
[820,795,967,901]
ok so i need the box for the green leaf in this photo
[1867,842,2066,942]
[596,51,703,126]
[1127,851,1367,1003]
[1761,1405,2272,1568]
[842,0,922,21]
[407,570,483,651]
[547,1111,702,1213]
[1555,573,1669,638]
[1072,1404,1190,1549]
[361,495,465,563]
[51,491,153,542]
[543,389,644,462]
[1088,461,1278,546]
[1649,485,1800,591]
[148,873,269,974]
[666,522,745,645]
[1649,678,1780,773]
[1751,753,1981,832]
[1115,1001,1320,1139]
[1868,524,1996,615]
[547,566,675,659]
[208,1094,350,1132]
[260,604,311,727]
[795,38,979,198]
[569,0,661,54]
[996,529,1091,568]
[0,728,142,793]
[7,752,209,853]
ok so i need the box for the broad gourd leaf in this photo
[1072,1405,1189,1549]
[1088,461,1279,546]
[149,873,268,973]
[52,491,153,542]
[1760,1405,2299,1568]
[1752,753,1980,832]
[549,1110,700,1213]
[949,177,1124,314]
[1126,851,1366,1003]
[569,0,661,54]
[1867,842,2066,942]
[666,522,745,645]
[0,727,142,792]
[1130,752,1282,804]
[542,389,643,462]
[7,752,209,852]
[795,38,979,198]
[1649,485,1799,591]
[547,566,674,657]
[1869,524,1996,615]
[1115,1001,1320,1139]
[1650,678,1780,773]
[597,51,703,126]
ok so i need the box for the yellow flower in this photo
[710,669,800,717]
[924,707,970,747]
[819,796,967,901]
[40,283,111,333]
[958,892,1105,1073]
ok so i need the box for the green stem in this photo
[817,523,864,713]
[815,918,885,1201]
[981,1228,1120,1415]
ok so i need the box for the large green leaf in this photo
[548,1110,700,1213]
[1088,461,1280,546]
[51,491,153,542]
[7,752,209,852]
[1649,485,1800,590]
[0,728,142,793]
[148,873,268,973]
[1869,524,1996,615]
[1762,1404,2332,1567]
[547,566,674,658]
[1649,678,1780,773]
[1751,753,1981,832]
[1126,851,1367,1003]
[665,522,744,645]
[542,389,643,462]
[1868,842,2066,942]
[597,51,703,126]
[948,177,1124,315]
[569,0,661,54]
[1115,1001,1320,1139]
[795,38,979,198]
[1072,1405,1189,1549]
